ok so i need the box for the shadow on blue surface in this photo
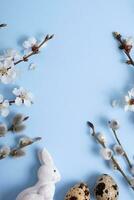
[0,148,40,200]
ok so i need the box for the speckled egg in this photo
[94,174,119,200]
[64,182,90,200]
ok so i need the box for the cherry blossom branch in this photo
[8,100,33,106]
[87,121,134,190]
[113,32,134,66]
[0,100,23,106]
[14,34,54,65]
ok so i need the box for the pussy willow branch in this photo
[87,121,134,191]
[111,129,132,169]
[8,116,29,132]
[0,137,42,159]
[113,32,134,66]
[10,137,42,157]
[14,34,54,65]
[0,24,7,28]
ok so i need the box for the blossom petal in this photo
[24,99,32,107]
[19,87,25,94]
[27,92,34,100]
[1,75,10,84]
[3,59,14,69]
[124,95,130,102]
[28,37,37,46]
[124,105,129,112]
[5,49,21,61]
[23,41,31,49]
[15,97,23,106]
[1,108,9,117]
[2,100,9,108]
[0,95,4,103]
[0,62,3,68]
[130,88,134,97]
[13,88,20,96]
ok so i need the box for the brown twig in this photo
[9,100,15,105]
[0,100,16,105]
[14,34,54,66]
[87,121,134,190]
[0,99,33,106]
[113,32,134,66]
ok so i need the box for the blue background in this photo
[0,0,134,199]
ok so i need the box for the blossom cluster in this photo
[0,26,53,159]
[0,87,33,117]
[0,34,53,84]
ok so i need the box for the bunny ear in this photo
[38,148,54,166]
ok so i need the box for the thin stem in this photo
[9,100,15,105]
[112,129,132,169]
[113,32,134,66]
[0,100,31,106]
[0,99,15,105]
[0,100,15,106]
[110,156,133,187]
[14,34,54,66]
[87,121,134,191]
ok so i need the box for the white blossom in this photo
[23,37,37,50]
[125,37,134,46]
[0,95,9,117]
[97,132,106,144]
[0,59,17,84]
[4,49,22,62]
[124,88,134,112]
[113,144,124,156]
[109,120,120,130]
[13,87,34,107]
[100,148,113,160]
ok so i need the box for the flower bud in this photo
[109,120,120,130]
[100,148,113,160]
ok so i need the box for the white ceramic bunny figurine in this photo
[16,148,61,200]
